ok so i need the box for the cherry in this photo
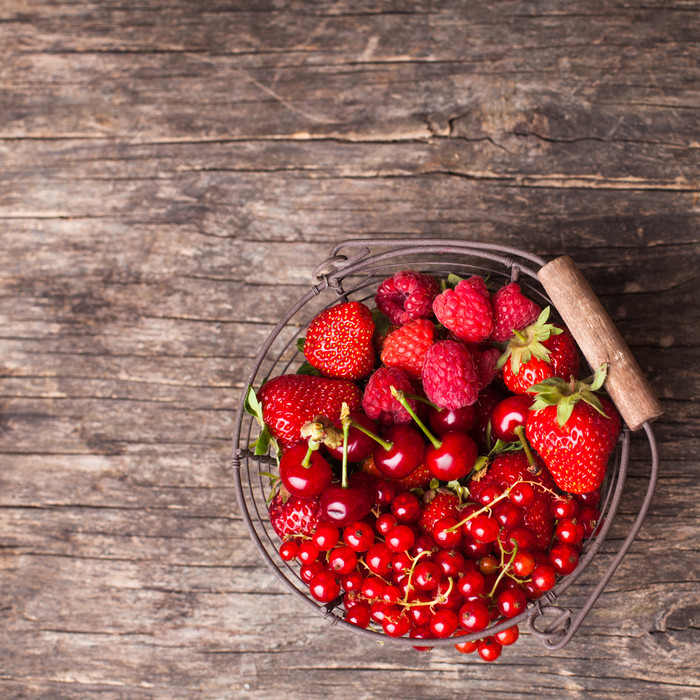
[375,512,398,535]
[429,609,459,638]
[345,602,371,628]
[278,540,298,561]
[370,424,426,479]
[327,411,377,462]
[497,588,527,618]
[490,395,532,443]
[549,543,579,575]
[279,443,333,498]
[495,625,520,646]
[319,481,373,528]
[343,520,374,552]
[308,571,340,603]
[477,636,502,662]
[428,404,477,436]
[328,546,358,575]
[312,523,340,551]
[391,388,477,481]
[458,599,491,633]
[391,491,422,523]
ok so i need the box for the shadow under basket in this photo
[231,239,661,652]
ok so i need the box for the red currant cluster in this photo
[275,457,602,661]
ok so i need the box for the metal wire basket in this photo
[231,239,660,651]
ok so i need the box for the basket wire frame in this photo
[232,239,659,651]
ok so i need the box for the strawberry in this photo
[432,276,493,344]
[490,282,541,343]
[526,366,622,494]
[269,490,321,539]
[380,318,435,379]
[418,489,460,535]
[304,301,375,380]
[498,307,580,396]
[256,374,362,450]
[360,454,433,491]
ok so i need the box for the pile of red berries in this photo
[246,269,621,661]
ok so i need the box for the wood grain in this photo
[1,1,699,699]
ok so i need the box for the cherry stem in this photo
[488,539,519,598]
[514,425,536,466]
[341,416,350,489]
[347,418,393,452]
[390,386,442,450]
[403,392,438,409]
[301,444,314,469]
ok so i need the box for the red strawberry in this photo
[498,307,580,396]
[375,270,440,326]
[526,367,622,494]
[422,340,480,410]
[491,283,541,343]
[304,301,375,380]
[469,451,556,550]
[362,366,417,425]
[360,454,433,491]
[380,318,435,379]
[269,490,321,539]
[432,276,493,344]
[419,489,460,535]
[257,374,362,449]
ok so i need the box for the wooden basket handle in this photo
[537,256,663,432]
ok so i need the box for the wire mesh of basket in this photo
[231,239,660,651]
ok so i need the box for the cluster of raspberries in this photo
[365,270,540,420]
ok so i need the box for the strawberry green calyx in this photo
[496,306,563,375]
[244,385,278,457]
[527,363,610,427]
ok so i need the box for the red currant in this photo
[328,545,358,575]
[477,636,502,662]
[497,587,527,618]
[471,514,500,543]
[312,523,340,551]
[531,563,557,592]
[343,520,374,552]
[511,550,536,577]
[429,609,459,638]
[308,571,340,603]
[458,599,491,633]
[495,624,519,646]
[279,540,299,561]
[413,561,443,591]
[555,517,584,545]
[382,609,411,637]
[508,482,535,507]
[391,492,422,523]
[386,524,416,553]
[345,602,371,628]
[365,543,394,577]
[360,576,385,601]
[410,625,435,652]
[297,540,320,564]
[457,569,485,598]
[433,517,463,547]
[549,543,579,575]
[340,570,364,593]
[550,496,579,520]
[375,512,398,535]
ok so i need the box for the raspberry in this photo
[380,319,435,379]
[432,276,493,343]
[475,346,501,390]
[422,340,479,410]
[362,366,418,425]
[491,283,541,343]
[375,271,440,326]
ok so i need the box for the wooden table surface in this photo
[2,2,699,698]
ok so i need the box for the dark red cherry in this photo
[279,444,332,498]
[373,424,426,478]
[319,482,373,527]
[327,411,378,462]
[424,431,478,481]
[490,395,533,443]
[428,405,477,436]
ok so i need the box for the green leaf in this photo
[296,361,322,376]
[371,308,393,338]
[446,273,465,289]
[556,396,575,427]
[581,390,610,418]
[250,425,272,455]
[296,337,306,353]
[244,385,264,426]
[588,364,609,392]
[428,478,441,491]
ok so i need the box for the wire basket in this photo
[231,239,660,651]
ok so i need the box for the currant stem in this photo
[488,539,519,598]
[514,425,536,466]
[390,386,442,450]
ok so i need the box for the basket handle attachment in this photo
[537,255,663,432]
